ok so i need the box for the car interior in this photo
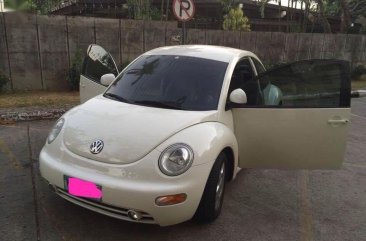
[229,59,263,105]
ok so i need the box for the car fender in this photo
[155,121,239,179]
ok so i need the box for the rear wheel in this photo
[194,152,227,223]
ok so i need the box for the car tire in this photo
[193,152,227,223]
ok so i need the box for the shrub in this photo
[223,7,250,31]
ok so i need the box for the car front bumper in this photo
[39,145,213,226]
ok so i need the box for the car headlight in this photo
[47,118,65,144]
[158,143,194,176]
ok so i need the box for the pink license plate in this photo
[64,176,103,201]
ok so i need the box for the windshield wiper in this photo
[103,93,132,103]
[104,94,186,110]
[133,100,185,110]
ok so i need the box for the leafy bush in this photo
[67,49,84,91]
[0,71,9,93]
[150,6,162,20]
[223,7,250,31]
[126,0,156,20]
[351,65,366,80]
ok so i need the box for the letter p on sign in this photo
[173,0,195,22]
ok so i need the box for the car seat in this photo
[262,83,283,105]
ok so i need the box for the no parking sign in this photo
[172,0,195,22]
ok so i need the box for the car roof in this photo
[143,45,256,63]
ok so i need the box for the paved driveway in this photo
[1,97,366,241]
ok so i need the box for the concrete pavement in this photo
[0,97,365,241]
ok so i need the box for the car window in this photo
[241,60,350,107]
[251,58,266,75]
[105,55,228,111]
[228,58,261,105]
[81,45,118,83]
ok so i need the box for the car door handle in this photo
[327,119,349,124]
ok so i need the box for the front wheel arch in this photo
[193,152,228,223]
[222,147,235,181]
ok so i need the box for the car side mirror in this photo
[100,73,115,86]
[229,88,247,104]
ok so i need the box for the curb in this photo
[351,90,366,98]
[1,89,364,124]
[0,107,73,124]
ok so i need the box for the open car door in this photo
[232,60,351,169]
[80,44,119,103]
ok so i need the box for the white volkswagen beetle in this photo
[40,45,351,226]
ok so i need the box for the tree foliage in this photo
[324,0,366,32]
[126,0,161,20]
[258,0,273,18]
[312,0,366,32]
[348,0,366,19]
[4,0,59,13]
[219,0,236,14]
[259,0,366,33]
[223,7,251,31]
[4,0,34,11]
[325,0,366,20]
[315,0,332,32]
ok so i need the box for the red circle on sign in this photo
[172,0,195,22]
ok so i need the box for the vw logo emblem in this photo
[90,140,104,154]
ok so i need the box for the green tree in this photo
[4,0,60,13]
[348,0,366,20]
[127,0,160,20]
[220,0,236,14]
[315,0,332,32]
[258,0,273,18]
[223,7,251,31]
[325,0,366,33]
[4,0,35,11]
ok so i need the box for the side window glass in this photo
[81,45,118,83]
[252,58,266,75]
[229,59,262,105]
[257,60,350,107]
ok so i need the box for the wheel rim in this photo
[215,162,225,211]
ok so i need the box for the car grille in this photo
[55,187,156,224]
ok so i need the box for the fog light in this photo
[155,193,187,206]
[127,210,142,221]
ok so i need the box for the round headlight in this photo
[158,143,194,176]
[47,118,65,144]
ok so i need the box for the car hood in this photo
[63,95,218,164]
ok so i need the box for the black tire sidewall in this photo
[194,152,227,223]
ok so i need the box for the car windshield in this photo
[104,55,228,111]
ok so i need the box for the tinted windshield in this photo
[104,55,228,111]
